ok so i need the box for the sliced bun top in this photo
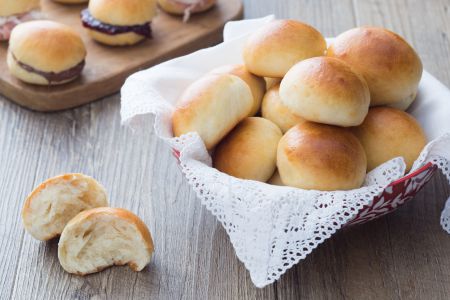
[89,0,157,26]
[243,20,327,78]
[9,20,86,73]
[328,27,422,106]
[0,0,39,17]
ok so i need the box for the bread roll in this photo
[58,208,154,275]
[328,27,423,107]
[213,117,282,182]
[261,84,305,133]
[0,0,39,17]
[280,57,370,127]
[7,20,86,85]
[210,64,266,116]
[277,122,367,191]
[268,170,284,186]
[172,74,253,150]
[158,0,216,15]
[22,174,108,241]
[352,107,427,172]
[243,20,327,78]
[83,0,157,46]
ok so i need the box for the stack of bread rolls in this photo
[172,19,427,191]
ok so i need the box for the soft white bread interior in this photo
[213,117,282,182]
[22,174,108,241]
[210,64,266,116]
[89,0,157,25]
[158,0,216,15]
[58,208,154,275]
[277,122,367,191]
[261,84,305,133]
[243,20,327,78]
[9,20,86,73]
[352,107,427,172]
[280,57,370,127]
[172,73,253,150]
[0,0,39,17]
[327,27,423,107]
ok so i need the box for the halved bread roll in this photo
[58,207,154,275]
[22,174,108,241]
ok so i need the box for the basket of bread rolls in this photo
[121,16,450,287]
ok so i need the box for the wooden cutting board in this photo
[0,0,243,111]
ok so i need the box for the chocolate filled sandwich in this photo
[81,0,157,46]
[7,20,87,85]
[0,0,40,41]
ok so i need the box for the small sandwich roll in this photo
[81,0,157,46]
[213,117,282,182]
[22,174,108,241]
[172,73,253,150]
[243,20,327,78]
[280,57,370,127]
[7,20,86,85]
[0,0,39,17]
[328,27,423,108]
[352,107,427,172]
[158,0,216,18]
[58,208,154,275]
[262,84,305,133]
[210,64,266,116]
[277,122,367,191]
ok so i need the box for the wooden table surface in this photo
[1,1,450,299]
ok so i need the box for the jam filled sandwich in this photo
[81,0,157,46]
[0,0,40,41]
[7,20,87,85]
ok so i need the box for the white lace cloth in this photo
[121,16,450,287]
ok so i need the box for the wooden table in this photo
[1,1,450,299]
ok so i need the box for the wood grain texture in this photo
[1,0,450,299]
[0,0,243,112]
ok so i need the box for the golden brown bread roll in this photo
[352,107,427,172]
[172,74,253,150]
[280,57,370,127]
[213,117,282,182]
[22,174,108,241]
[277,122,367,191]
[0,0,39,17]
[210,64,266,116]
[261,84,305,133]
[243,20,327,78]
[8,20,86,85]
[158,0,216,15]
[58,208,154,275]
[328,27,423,107]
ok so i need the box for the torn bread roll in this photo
[7,20,86,85]
[213,117,282,182]
[262,84,305,133]
[243,20,327,78]
[280,57,370,127]
[58,208,154,275]
[81,0,157,46]
[0,0,40,41]
[210,64,266,116]
[172,73,253,150]
[22,174,108,241]
[277,122,367,191]
[352,107,427,172]
[328,27,423,108]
